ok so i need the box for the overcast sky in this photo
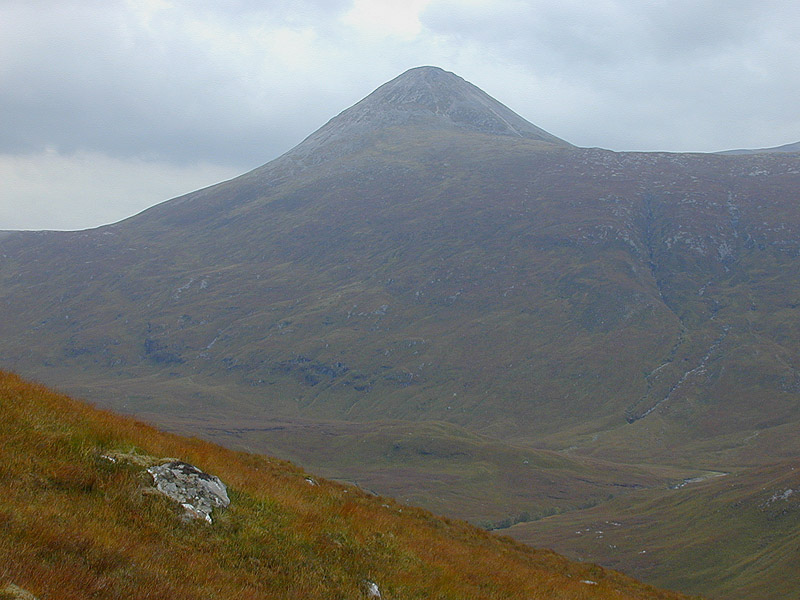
[3,0,799,230]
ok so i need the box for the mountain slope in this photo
[266,65,568,170]
[718,140,800,154]
[508,461,800,600]
[2,136,798,461]
[1,66,799,597]
[0,370,694,600]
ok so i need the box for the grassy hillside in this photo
[508,462,800,600]
[0,370,694,599]
[173,414,699,525]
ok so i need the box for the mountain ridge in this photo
[717,139,800,155]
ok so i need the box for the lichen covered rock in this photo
[147,461,230,523]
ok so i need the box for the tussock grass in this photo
[0,370,695,599]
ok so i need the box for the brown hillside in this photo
[0,370,695,599]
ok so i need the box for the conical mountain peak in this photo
[352,66,562,142]
[322,66,566,143]
[360,66,483,115]
[268,66,568,172]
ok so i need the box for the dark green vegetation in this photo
[1,370,696,599]
[1,66,799,598]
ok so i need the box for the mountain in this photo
[0,370,694,599]
[1,66,799,598]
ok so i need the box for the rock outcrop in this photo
[146,461,230,523]
[0,584,38,600]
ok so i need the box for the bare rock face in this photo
[147,461,230,523]
[338,66,567,142]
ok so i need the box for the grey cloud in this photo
[0,1,354,167]
[0,150,240,230]
[189,0,351,19]
[421,0,800,151]
[4,0,799,172]
[424,1,798,67]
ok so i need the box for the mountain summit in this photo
[272,66,568,169]
[323,66,566,142]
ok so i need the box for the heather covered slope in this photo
[0,370,694,600]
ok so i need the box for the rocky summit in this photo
[294,66,568,153]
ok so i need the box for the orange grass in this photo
[0,370,697,599]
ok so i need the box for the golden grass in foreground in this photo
[0,371,696,599]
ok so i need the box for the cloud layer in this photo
[3,0,799,229]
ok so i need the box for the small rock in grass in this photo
[147,461,230,524]
[363,580,381,598]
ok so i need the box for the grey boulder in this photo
[147,461,230,523]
